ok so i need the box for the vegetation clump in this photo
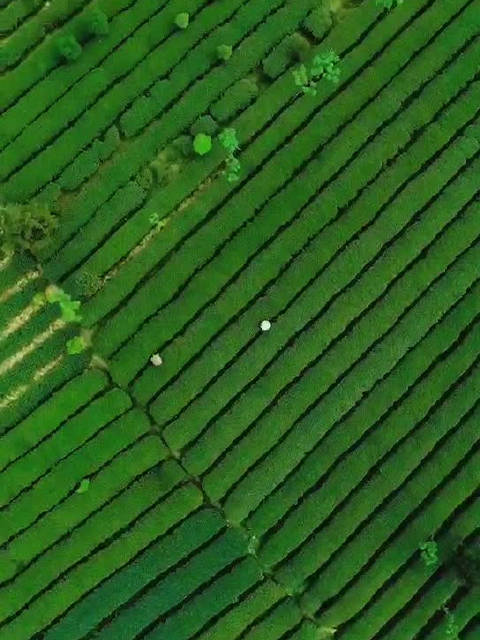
[66,335,88,355]
[452,541,480,586]
[190,115,218,137]
[219,128,241,182]
[311,50,341,84]
[443,607,459,640]
[216,44,233,61]
[0,201,57,255]
[293,49,341,95]
[45,285,83,323]
[85,8,110,37]
[193,133,212,156]
[73,270,102,298]
[175,12,190,29]
[419,539,439,567]
[56,34,82,62]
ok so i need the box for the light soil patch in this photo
[0,317,65,377]
[0,269,41,305]
[0,353,63,411]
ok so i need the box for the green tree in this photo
[66,335,88,355]
[218,128,240,154]
[217,44,233,61]
[0,201,57,255]
[45,285,83,323]
[219,128,242,182]
[174,12,189,29]
[311,50,341,84]
[292,64,317,96]
[193,133,212,156]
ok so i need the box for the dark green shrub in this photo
[303,7,332,39]
[287,32,311,61]
[135,166,154,191]
[190,115,218,137]
[263,39,291,79]
[172,134,194,157]
[419,540,439,567]
[452,542,480,586]
[73,270,102,298]
[55,34,82,63]
[0,201,57,254]
[85,8,109,37]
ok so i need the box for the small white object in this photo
[260,320,271,332]
[150,353,163,366]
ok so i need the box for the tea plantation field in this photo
[0,0,479,637]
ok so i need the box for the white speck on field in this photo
[260,320,271,332]
[150,353,163,366]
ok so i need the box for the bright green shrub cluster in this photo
[219,127,241,182]
[293,49,341,95]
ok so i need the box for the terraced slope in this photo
[0,0,479,638]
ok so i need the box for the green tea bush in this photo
[85,8,109,37]
[419,540,439,567]
[190,115,218,137]
[303,7,332,39]
[55,34,82,63]
[210,78,258,122]
[263,38,291,79]
[172,134,194,157]
[287,32,311,61]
